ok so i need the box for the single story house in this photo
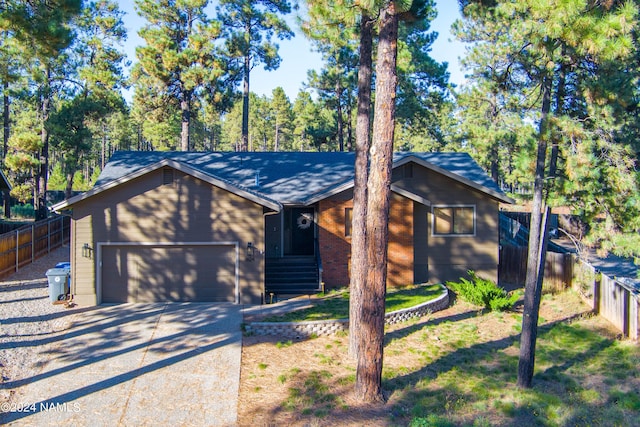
[52,151,513,306]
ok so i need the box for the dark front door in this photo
[289,207,315,255]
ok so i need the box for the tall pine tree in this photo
[217,0,293,152]
[134,0,223,151]
[458,0,639,388]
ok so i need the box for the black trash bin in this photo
[46,267,70,302]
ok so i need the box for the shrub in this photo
[11,203,35,219]
[446,271,520,311]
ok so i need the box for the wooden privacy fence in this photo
[499,245,573,293]
[499,244,639,340]
[0,215,71,280]
[573,259,639,341]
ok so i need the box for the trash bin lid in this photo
[46,268,70,276]
[55,262,71,269]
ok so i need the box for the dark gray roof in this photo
[84,150,511,207]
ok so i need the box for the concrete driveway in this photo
[2,303,242,426]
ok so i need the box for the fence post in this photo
[623,288,630,338]
[15,229,19,273]
[31,223,35,262]
[564,253,573,290]
[632,295,639,341]
[48,218,51,253]
[593,271,601,314]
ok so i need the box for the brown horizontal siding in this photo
[394,164,501,284]
[71,168,265,305]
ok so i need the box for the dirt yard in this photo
[238,291,628,426]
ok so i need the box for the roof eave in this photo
[394,155,514,204]
[390,184,431,206]
[51,159,282,213]
[304,180,354,205]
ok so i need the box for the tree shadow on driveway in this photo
[1,302,242,426]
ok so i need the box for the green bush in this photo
[11,203,35,219]
[446,271,520,311]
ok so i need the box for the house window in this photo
[433,206,475,236]
[345,208,352,237]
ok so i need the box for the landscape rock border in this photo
[244,285,450,339]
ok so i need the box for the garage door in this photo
[100,244,238,303]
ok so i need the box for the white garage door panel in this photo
[101,244,237,303]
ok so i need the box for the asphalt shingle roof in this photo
[94,151,509,205]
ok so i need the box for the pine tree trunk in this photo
[3,81,8,159]
[3,81,10,218]
[36,68,51,221]
[181,94,191,151]
[102,124,107,169]
[241,50,250,152]
[336,77,344,151]
[65,170,74,200]
[348,14,374,358]
[517,72,552,389]
[355,4,398,403]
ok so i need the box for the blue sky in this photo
[117,0,466,102]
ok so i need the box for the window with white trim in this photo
[433,206,475,236]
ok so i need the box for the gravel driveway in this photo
[0,246,242,426]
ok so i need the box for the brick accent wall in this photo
[318,199,353,289]
[388,193,414,287]
[318,194,414,290]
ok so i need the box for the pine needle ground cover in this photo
[238,291,640,426]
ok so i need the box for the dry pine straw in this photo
[237,291,622,427]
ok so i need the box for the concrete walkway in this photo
[2,303,242,426]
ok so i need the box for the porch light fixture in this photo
[246,242,255,262]
[82,243,93,259]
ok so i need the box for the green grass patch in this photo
[275,340,293,349]
[400,311,640,427]
[261,284,444,322]
[610,389,640,411]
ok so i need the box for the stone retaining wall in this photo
[244,286,450,339]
